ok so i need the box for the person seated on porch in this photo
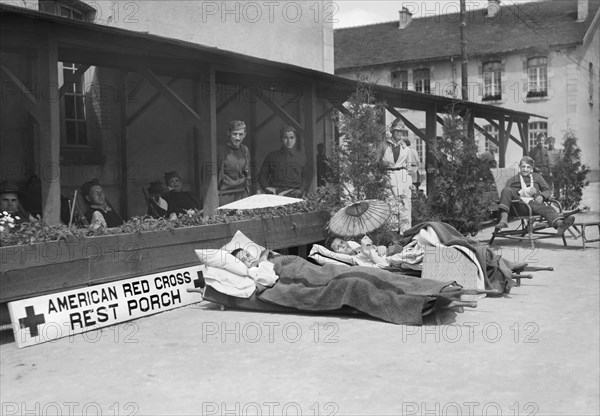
[146,181,169,218]
[163,171,200,219]
[217,120,251,205]
[0,180,33,224]
[259,125,308,198]
[80,179,124,229]
[495,156,574,235]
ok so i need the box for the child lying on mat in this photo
[232,248,279,287]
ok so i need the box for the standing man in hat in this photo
[163,171,200,219]
[80,179,124,228]
[0,181,32,223]
[377,120,418,234]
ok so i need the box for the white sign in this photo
[8,265,206,348]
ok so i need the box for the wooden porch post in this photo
[249,99,258,194]
[37,34,61,224]
[119,70,128,218]
[521,120,530,156]
[498,116,506,168]
[303,82,317,192]
[425,106,437,195]
[199,66,218,217]
[192,79,201,199]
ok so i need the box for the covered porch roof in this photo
[0,3,544,221]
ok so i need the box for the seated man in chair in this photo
[495,156,574,235]
[80,179,124,229]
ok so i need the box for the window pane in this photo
[40,2,57,14]
[73,10,84,21]
[64,96,75,119]
[77,122,88,145]
[75,97,86,119]
[65,121,77,145]
[392,71,408,89]
[60,6,71,18]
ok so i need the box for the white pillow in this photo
[203,266,256,298]
[194,249,248,276]
[221,230,265,262]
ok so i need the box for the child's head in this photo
[232,248,255,268]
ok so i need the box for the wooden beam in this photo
[484,117,524,148]
[303,82,317,192]
[119,71,129,218]
[473,122,500,147]
[324,98,351,117]
[126,77,178,126]
[58,64,90,98]
[192,79,201,202]
[518,121,529,156]
[466,114,475,142]
[199,66,218,217]
[425,106,438,194]
[141,68,203,130]
[256,100,294,132]
[37,34,61,224]
[386,106,427,142]
[0,63,39,122]
[249,99,258,194]
[216,85,245,114]
[523,121,530,155]
[316,105,335,123]
[498,117,506,168]
[257,89,303,132]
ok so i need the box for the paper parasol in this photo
[327,200,391,237]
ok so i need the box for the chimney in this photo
[398,7,412,29]
[487,0,501,18]
[577,0,589,21]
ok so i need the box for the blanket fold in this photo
[400,222,516,294]
[258,255,461,325]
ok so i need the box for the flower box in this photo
[0,212,329,317]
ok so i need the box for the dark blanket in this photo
[258,255,462,325]
[399,222,516,294]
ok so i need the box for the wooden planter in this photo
[0,211,329,306]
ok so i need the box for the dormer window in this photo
[391,70,408,90]
[39,0,96,22]
[414,68,430,94]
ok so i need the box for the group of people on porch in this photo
[1,119,574,237]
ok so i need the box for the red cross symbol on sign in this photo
[18,305,46,338]
[193,270,205,289]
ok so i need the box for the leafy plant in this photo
[554,129,590,210]
[324,79,401,244]
[415,108,492,235]
[0,202,323,247]
[329,79,390,202]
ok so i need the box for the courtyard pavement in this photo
[1,183,598,416]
